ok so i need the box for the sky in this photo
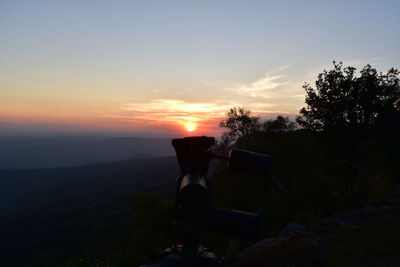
[1,0,399,137]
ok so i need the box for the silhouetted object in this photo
[263,115,296,133]
[219,107,260,140]
[296,62,400,133]
[153,136,271,266]
[228,149,271,177]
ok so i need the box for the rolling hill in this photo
[0,156,179,266]
[0,136,174,169]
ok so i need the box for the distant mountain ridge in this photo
[0,156,179,266]
[0,136,174,169]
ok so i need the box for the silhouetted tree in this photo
[219,107,260,140]
[297,62,400,132]
[263,115,296,133]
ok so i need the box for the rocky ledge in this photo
[235,199,400,267]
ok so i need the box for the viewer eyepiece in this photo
[163,135,270,266]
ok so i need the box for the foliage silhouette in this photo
[263,115,296,133]
[297,62,400,133]
[216,107,261,155]
[219,107,260,140]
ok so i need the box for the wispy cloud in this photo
[102,98,277,133]
[207,65,305,114]
[120,99,228,122]
[103,99,230,130]
[224,65,291,98]
[101,65,307,134]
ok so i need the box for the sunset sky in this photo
[1,0,399,137]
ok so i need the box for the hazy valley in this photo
[0,136,174,169]
[0,137,179,266]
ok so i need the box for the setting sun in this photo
[184,122,197,132]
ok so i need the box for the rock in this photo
[238,236,313,264]
[237,224,328,266]
[236,199,400,266]
[281,223,326,248]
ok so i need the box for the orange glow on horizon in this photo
[0,98,232,136]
